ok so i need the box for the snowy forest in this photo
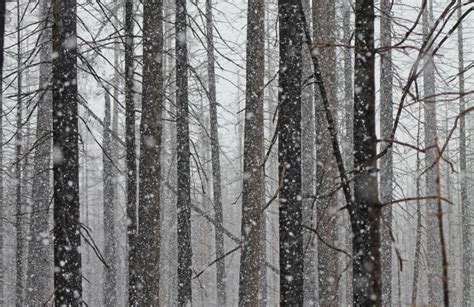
[0,0,473,306]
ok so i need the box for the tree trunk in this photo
[176,0,193,303]
[458,0,471,305]
[238,0,264,304]
[313,0,338,304]
[138,1,164,304]
[205,0,226,305]
[278,0,303,304]
[380,0,393,305]
[124,0,139,304]
[52,0,82,304]
[423,1,442,305]
[15,1,24,303]
[352,0,382,305]
[25,1,53,304]
[103,90,117,306]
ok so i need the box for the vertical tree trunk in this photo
[342,1,353,303]
[352,0,382,305]
[124,0,138,304]
[278,0,303,304]
[301,0,316,304]
[458,0,470,305]
[15,1,24,303]
[103,90,117,306]
[52,0,82,304]
[138,1,164,304]
[380,0,393,305]
[176,0,193,303]
[26,0,53,304]
[205,1,226,305]
[238,0,264,304]
[313,0,338,304]
[0,3,5,303]
[423,1,442,305]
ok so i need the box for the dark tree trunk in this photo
[352,0,382,305]
[205,0,226,305]
[26,1,53,304]
[52,0,82,304]
[238,0,264,304]
[278,0,303,305]
[124,0,139,305]
[176,0,193,304]
[103,90,117,306]
[313,0,339,304]
[380,0,393,305]
[138,0,164,304]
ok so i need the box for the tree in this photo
[103,90,117,306]
[422,1,442,304]
[313,0,339,304]
[205,0,226,305]
[238,0,264,304]
[458,1,471,306]
[278,0,303,304]
[138,0,164,304]
[379,0,394,305]
[352,0,382,304]
[124,0,139,304]
[176,0,193,304]
[25,0,53,304]
[52,0,82,304]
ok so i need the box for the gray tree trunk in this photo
[238,0,264,304]
[380,0,393,305]
[103,90,117,306]
[313,0,339,304]
[25,0,53,304]
[205,1,226,305]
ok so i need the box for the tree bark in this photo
[176,0,193,303]
[124,0,139,304]
[380,0,393,305]
[26,1,53,304]
[138,0,164,304]
[313,0,338,304]
[205,0,226,305]
[238,0,264,304]
[103,90,117,306]
[458,0,471,305]
[352,0,382,305]
[278,0,304,304]
[52,0,82,304]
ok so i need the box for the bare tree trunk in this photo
[25,1,53,304]
[238,0,264,304]
[15,1,24,303]
[138,1,164,304]
[123,0,138,304]
[103,90,117,306]
[278,1,303,304]
[205,1,226,304]
[52,0,82,304]
[352,0,382,305]
[423,1,442,305]
[380,0,393,305]
[313,0,338,304]
[458,0,471,305]
[176,0,193,303]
